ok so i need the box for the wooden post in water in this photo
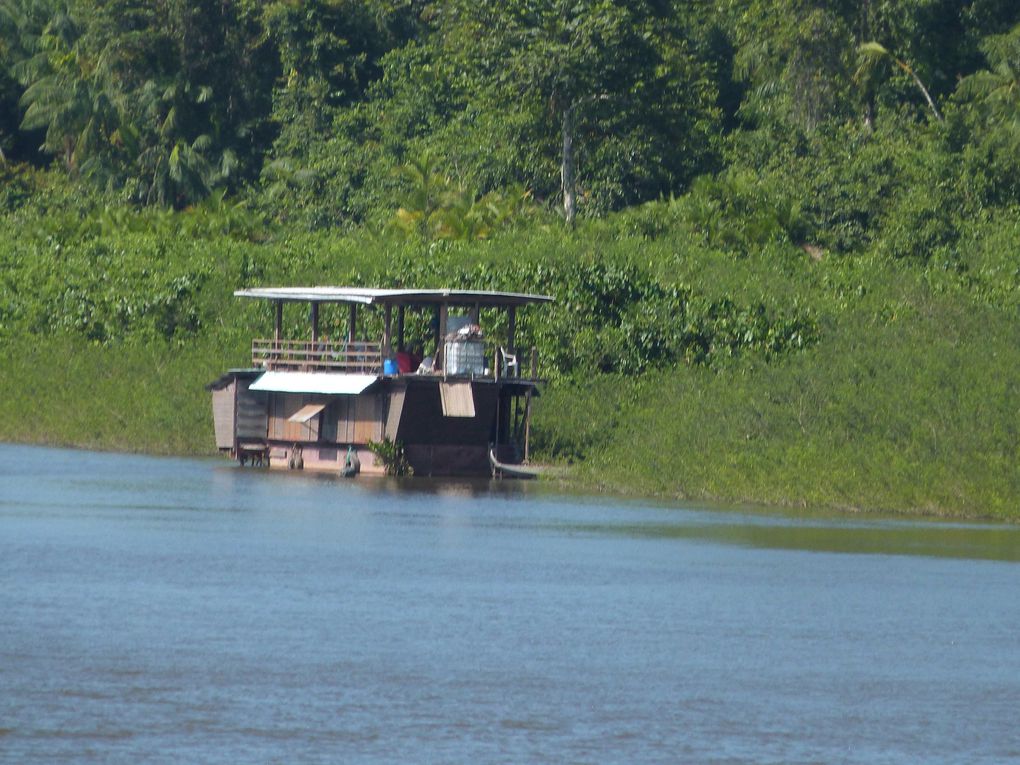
[524,389,532,463]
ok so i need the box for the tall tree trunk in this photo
[561,102,576,227]
[860,0,873,129]
[904,65,942,122]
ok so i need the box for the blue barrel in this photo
[383,358,398,376]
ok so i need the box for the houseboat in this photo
[207,287,553,477]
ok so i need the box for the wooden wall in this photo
[236,382,268,441]
[211,383,235,450]
[268,394,321,442]
[267,393,382,445]
[331,395,383,444]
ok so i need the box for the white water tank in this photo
[444,340,485,375]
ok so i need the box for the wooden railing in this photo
[491,345,539,381]
[252,338,540,378]
[252,339,383,373]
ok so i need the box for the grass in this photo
[1,205,1018,520]
[535,252,1020,520]
[0,335,228,455]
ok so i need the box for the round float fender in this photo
[340,446,361,477]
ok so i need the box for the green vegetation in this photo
[2,2,1020,519]
[367,438,414,477]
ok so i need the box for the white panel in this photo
[440,382,475,418]
[250,372,377,395]
[288,403,326,423]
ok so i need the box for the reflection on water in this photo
[1,443,1019,765]
[565,518,1020,562]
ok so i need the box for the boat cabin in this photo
[207,287,553,476]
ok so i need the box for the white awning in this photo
[288,403,326,423]
[249,371,378,395]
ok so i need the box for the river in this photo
[1,444,1018,764]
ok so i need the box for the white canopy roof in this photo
[234,287,553,307]
[249,371,378,395]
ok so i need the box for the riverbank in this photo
[2,196,1018,520]
[2,298,1017,521]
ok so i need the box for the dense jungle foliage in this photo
[2,1,1020,517]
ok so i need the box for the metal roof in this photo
[249,371,379,395]
[233,287,554,307]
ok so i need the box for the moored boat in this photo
[207,287,552,477]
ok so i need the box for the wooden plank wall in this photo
[236,382,268,441]
[268,393,321,442]
[353,395,382,443]
[211,383,235,449]
[268,393,382,445]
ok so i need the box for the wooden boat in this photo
[208,287,552,478]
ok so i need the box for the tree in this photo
[953,22,1020,206]
[730,1,856,133]
[956,22,1020,130]
[855,41,943,123]
[427,0,720,224]
[2,0,124,174]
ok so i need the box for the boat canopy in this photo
[233,287,554,308]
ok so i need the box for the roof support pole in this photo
[397,305,405,351]
[507,305,517,353]
[274,300,283,345]
[348,304,357,343]
[310,302,319,344]
[470,302,480,324]
[383,304,393,354]
[437,303,448,371]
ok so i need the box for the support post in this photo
[397,305,405,351]
[437,303,448,372]
[348,304,357,343]
[311,302,319,344]
[273,300,283,369]
[383,304,393,355]
[507,306,517,354]
[524,390,532,463]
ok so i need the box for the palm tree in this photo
[132,79,234,207]
[956,24,1020,131]
[855,41,942,123]
[392,151,449,238]
[4,0,127,175]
